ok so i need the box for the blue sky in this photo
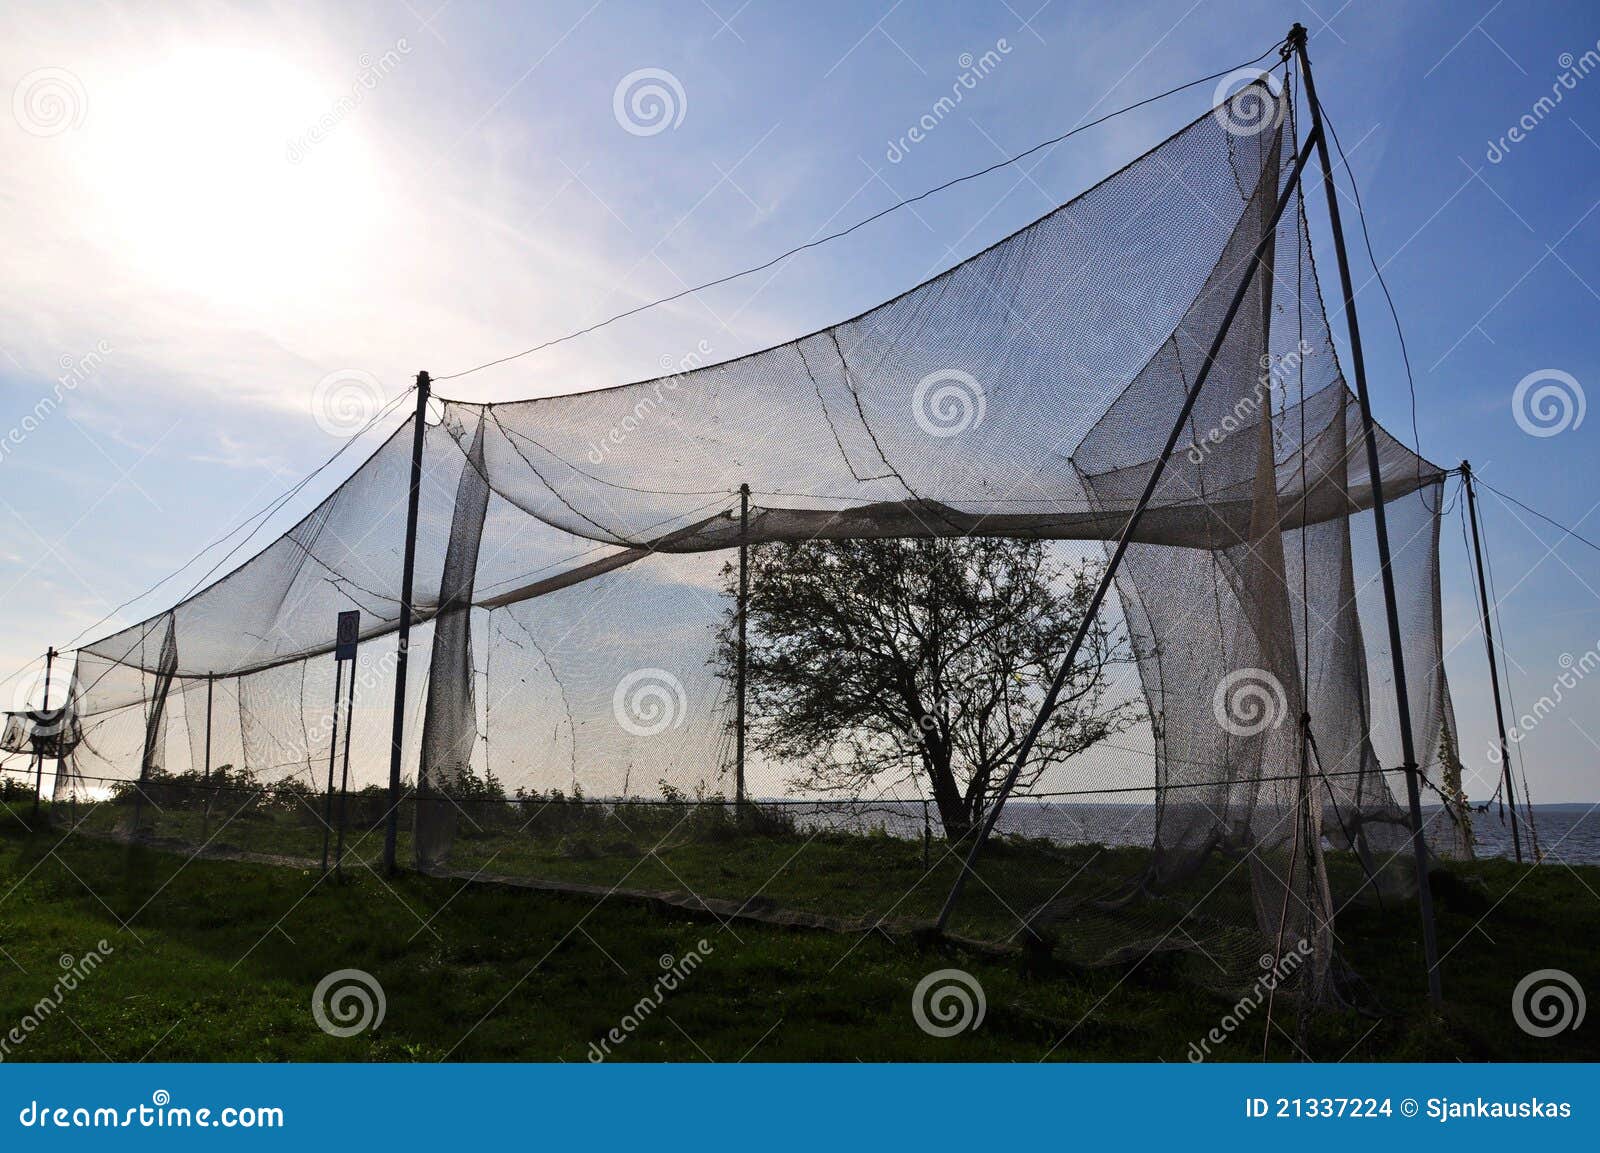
[0,0,1597,801]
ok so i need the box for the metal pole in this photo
[200,673,215,845]
[321,658,345,874]
[735,483,750,807]
[385,372,431,874]
[29,744,42,821]
[923,799,932,871]
[30,646,54,821]
[203,674,214,782]
[1461,461,1521,862]
[335,657,357,878]
[936,122,1320,933]
[1291,22,1443,1004]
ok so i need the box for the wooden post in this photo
[937,119,1320,933]
[1460,460,1521,862]
[385,373,430,874]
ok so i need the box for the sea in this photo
[806,801,1600,865]
[1461,804,1600,864]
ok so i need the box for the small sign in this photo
[335,610,361,662]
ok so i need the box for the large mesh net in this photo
[41,82,1475,998]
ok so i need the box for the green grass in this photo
[0,802,1596,1061]
[51,787,1294,958]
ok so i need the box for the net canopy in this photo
[50,81,1473,996]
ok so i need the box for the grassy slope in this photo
[0,810,1595,1062]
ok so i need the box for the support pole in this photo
[384,372,431,874]
[735,483,750,807]
[335,657,357,878]
[321,657,345,875]
[203,674,214,782]
[1291,22,1443,1005]
[1461,460,1521,862]
[200,673,215,845]
[30,646,55,821]
[936,120,1320,933]
[134,618,177,836]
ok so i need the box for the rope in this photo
[1313,92,1432,508]
[1474,475,1600,558]
[49,384,418,690]
[433,39,1290,384]
[1456,488,1506,813]
[1475,483,1542,857]
[6,760,1452,801]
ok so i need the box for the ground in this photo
[0,807,1595,1061]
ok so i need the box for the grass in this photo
[0,800,1596,1061]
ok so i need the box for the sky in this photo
[0,0,1597,803]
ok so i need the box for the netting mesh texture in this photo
[47,83,1475,998]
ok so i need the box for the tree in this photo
[719,536,1139,840]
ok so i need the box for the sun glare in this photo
[79,42,383,312]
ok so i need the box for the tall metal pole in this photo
[30,646,54,821]
[200,673,215,845]
[335,659,357,877]
[321,658,345,874]
[1292,22,1442,1004]
[937,122,1321,932]
[203,674,214,782]
[385,372,431,874]
[1461,460,1521,862]
[735,483,750,807]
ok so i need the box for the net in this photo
[43,80,1474,998]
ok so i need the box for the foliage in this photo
[719,538,1141,837]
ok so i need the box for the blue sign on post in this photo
[335,610,360,662]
